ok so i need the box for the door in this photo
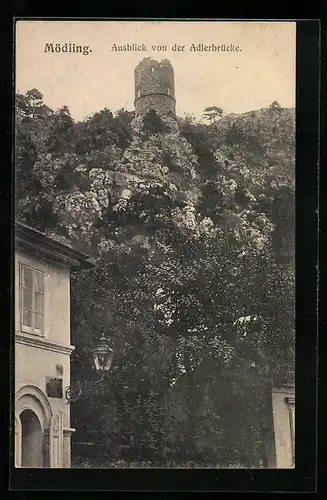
[20,409,44,467]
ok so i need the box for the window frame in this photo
[20,262,45,336]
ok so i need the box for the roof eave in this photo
[15,221,94,271]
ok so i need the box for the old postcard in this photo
[14,20,296,470]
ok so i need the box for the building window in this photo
[20,264,44,335]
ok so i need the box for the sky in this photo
[15,21,296,122]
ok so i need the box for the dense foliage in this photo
[15,90,295,467]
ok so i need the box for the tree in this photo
[16,88,42,118]
[202,106,223,124]
[270,101,282,111]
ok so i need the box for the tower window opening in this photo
[151,67,154,72]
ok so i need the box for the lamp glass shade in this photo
[92,336,114,372]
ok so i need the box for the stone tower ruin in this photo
[134,58,176,117]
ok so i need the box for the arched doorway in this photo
[20,409,44,467]
[15,384,53,468]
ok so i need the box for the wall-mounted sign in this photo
[46,377,63,398]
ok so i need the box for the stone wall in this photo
[134,58,176,116]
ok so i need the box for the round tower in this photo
[134,58,176,117]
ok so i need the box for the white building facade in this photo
[14,221,92,468]
[271,382,295,468]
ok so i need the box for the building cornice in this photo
[15,221,94,271]
[285,396,295,405]
[272,385,295,394]
[16,331,75,355]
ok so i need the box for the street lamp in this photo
[65,335,114,404]
[92,335,114,373]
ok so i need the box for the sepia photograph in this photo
[14,20,296,470]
